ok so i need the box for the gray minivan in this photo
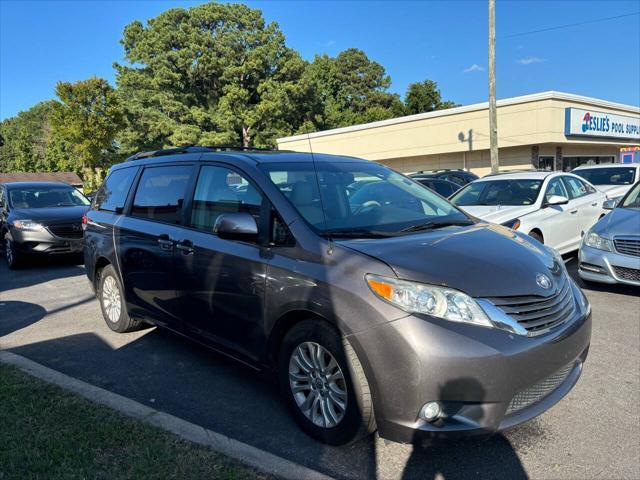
[84,146,591,445]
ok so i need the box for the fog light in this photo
[420,401,442,422]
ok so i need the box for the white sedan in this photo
[449,172,607,254]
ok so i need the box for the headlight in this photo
[500,218,521,230]
[12,219,44,231]
[584,231,613,252]
[365,274,493,328]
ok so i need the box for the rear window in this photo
[95,167,138,213]
[130,165,193,224]
[574,167,636,185]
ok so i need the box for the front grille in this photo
[614,237,640,257]
[506,362,575,415]
[612,265,640,282]
[487,275,574,336]
[48,223,83,239]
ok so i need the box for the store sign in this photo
[565,108,640,140]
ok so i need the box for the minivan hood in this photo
[593,207,640,237]
[457,204,538,224]
[10,206,88,224]
[341,223,561,298]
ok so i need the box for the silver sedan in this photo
[579,181,640,286]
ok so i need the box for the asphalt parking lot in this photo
[1,257,638,480]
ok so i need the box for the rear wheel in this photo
[278,319,376,445]
[97,265,142,333]
[4,237,20,270]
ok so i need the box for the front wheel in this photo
[4,237,20,270]
[278,320,376,445]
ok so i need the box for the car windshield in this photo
[574,167,636,185]
[8,187,90,208]
[260,162,470,237]
[450,179,543,206]
[621,182,640,209]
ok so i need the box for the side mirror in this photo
[544,195,569,207]
[213,212,258,241]
[603,199,618,210]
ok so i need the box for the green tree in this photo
[115,2,309,151]
[0,101,57,173]
[300,48,404,132]
[404,80,458,115]
[50,77,124,171]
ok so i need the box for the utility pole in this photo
[488,0,499,173]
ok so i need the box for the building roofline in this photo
[277,91,640,144]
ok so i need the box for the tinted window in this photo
[621,182,640,209]
[419,180,453,197]
[95,167,138,212]
[451,179,542,206]
[9,186,90,209]
[544,177,568,201]
[574,167,636,185]
[562,176,588,200]
[190,165,263,232]
[131,165,192,224]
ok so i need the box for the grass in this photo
[0,364,270,480]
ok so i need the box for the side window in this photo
[95,167,138,213]
[190,165,264,233]
[562,176,588,200]
[131,165,192,224]
[545,177,568,202]
[582,180,597,194]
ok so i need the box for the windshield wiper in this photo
[321,229,396,239]
[400,219,473,233]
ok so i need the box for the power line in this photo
[500,11,640,38]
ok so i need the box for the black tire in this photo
[4,236,21,270]
[529,231,544,244]
[97,264,142,333]
[278,319,376,445]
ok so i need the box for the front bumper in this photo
[579,244,640,286]
[348,293,592,444]
[9,227,84,255]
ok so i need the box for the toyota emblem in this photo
[536,273,552,290]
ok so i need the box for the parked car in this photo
[572,163,640,201]
[449,172,607,254]
[0,182,90,269]
[578,181,640,286]
[412,178,461,197]
[410,169,478,187]
[85,146,591,446]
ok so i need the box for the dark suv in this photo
[85,146,591,445]
[410,169,478,187]
[1,182,90,268]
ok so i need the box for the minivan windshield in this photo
[8,186,90,209]
[574,167,636,185]
[450,179,542,206]
[261,162,471,237]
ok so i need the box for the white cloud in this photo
[326,40,336,46]
[517,56,546,65]
[463,63,484,73]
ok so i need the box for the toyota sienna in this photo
[84,146,592,445]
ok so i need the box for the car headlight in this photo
[583,231,613,252]
[500,218,521,230]
[365,274,493,328]
[12,219,44,231]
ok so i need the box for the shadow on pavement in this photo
[8,326,535,479]
[0,259,86,292]
[0,300,47,337]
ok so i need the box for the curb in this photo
[0,350,334,480]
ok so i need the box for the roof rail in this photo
[483,168,552,177]
[125,144,280,162]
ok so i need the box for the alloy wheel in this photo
[102,276,122,323]
[288,341,348,428]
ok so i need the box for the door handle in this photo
[570,209,578,214]
[591,203,598,206]
[176,240,194,255]
[157,234,175,249]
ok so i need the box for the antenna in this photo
[305,132,333,254]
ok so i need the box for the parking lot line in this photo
[0,350,334,480]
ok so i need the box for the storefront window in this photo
[538,156,554,171]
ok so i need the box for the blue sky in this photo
[1,0,639,120]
